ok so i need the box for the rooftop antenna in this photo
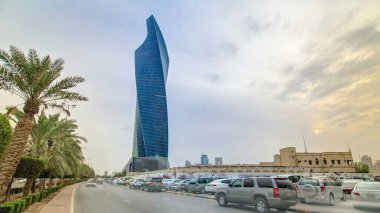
[303,134,308,153]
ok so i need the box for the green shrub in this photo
[32,193,40,203]
[29,194,36,203]
[16,199,26,213]
[40,190,47,199]
[8,200,24,213]
[0,203,14,213]
[22,197,32,209]
[14,156,46,179]
[0,114,12,160]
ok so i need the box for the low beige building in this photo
[259,147,355,173]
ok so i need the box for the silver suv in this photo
[215,177,297,213]
[297,176,345,205]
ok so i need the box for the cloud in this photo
[279,21,380,142]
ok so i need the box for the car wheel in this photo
[217,194,228,207]
[299,198,306,203]
[255,198,269,213]
[329,194,335,206]
[201,188,206,194]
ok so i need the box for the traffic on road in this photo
[76,174,380,213]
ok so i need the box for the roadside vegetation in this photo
[0,46,94,210]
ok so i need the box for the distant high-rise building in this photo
[185,160,191,167]
[215,157,223,165]
[361,155,373,168]
[201,154,209,165]
[126,15,170,172]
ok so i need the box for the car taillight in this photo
[353,192,360,197]
[148,183,153,186]
[320,186,326,192]
[211,184,217,187]
[274,188,280,198]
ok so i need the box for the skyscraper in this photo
[127,15,170,172]
[201,154,209,165]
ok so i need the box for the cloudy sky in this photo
[1,0,380,174]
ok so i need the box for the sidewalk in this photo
[39,183,80,213]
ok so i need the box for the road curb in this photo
[70,183,80,213]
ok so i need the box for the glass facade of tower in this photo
[132,15,169,161]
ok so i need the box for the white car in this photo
[352,181,380,210]
[165,179,179,189]
[205,179,231,194]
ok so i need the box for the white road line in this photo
[163,198,171,201]
[124,199,131,203]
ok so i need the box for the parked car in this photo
[141,177,163,192]
[129,178,145,189]
[170,179,184,191]
[205,179,231,194]
[164,179,179,190]
[342,179,362,197]
[188,177,212,194]
[374,176,380,182]
[351,181,380,210]
[180,179,190,192]
[297,176,345,205]
[215,177,297,213]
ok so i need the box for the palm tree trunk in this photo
[4,177,13,202]
[0,114,34,203]
[23,178,34,196]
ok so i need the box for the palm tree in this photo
[22,112,86,195]
[0,46,87,201]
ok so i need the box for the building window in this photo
[337,160,341,165]
[304,160,307,162]
[331,160,335,164]
[347,160,352,165]
[316,160,319,165]
[309,160,312,165]
[298,161,301,163]
[323,159,327,165]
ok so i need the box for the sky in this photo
[1,0,380,174]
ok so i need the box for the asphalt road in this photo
[74,183,373,213]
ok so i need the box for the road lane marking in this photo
[124,199,131,203]
[163,198,171,201]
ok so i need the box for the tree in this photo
[0,114,12,160]
[355,162,370,173]
[0,46,87,202]
[13,156,46,197]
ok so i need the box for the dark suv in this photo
[141,177,163,192]
[215,177,297,213]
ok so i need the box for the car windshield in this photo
[189,179,197,184]
[198,178,210,183]
[357,183,380,191]
[299,179,319,186]
[151,178,162,182]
